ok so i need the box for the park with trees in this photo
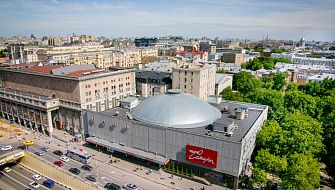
[220,71,335,189]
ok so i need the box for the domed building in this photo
[131,89,221,128]
[84,90,268,189]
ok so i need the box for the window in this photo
[184,78,187,82]
[185,71,187,75]
[184,85,187,89]
[191,72,193,75]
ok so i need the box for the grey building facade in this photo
[83,90,268,189]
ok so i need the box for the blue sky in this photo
[1,0,334,41]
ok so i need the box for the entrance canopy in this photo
[86,137,169,166]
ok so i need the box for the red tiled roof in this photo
[9,63,37,67]
[23,65,62,74]
[65,69,106,77]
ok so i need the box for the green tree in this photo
[261,76,274,89]
[220,87,244,102]
[255,149,287,175]
[251,167,268,187]
[244,89,286,120]
[233,72,262,94]
[272,72,289,91]
[281,112,324,157]
[284,90,320,118]
[281,153,320,190]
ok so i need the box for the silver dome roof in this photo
[131,89,222,128]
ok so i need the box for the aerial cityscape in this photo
[0,0,334,190]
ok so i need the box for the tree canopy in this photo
[220,71,335,189]
[242,57,291,71]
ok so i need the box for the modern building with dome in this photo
[83,89,268,189]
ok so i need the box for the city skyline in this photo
[1,0,335,41]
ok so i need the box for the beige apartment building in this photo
[172,63,216,100]
[113,47,158,68]
[222,53,244,65]
[0,64,135,138]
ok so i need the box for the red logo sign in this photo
[185,144,218,168]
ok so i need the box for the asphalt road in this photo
[8,139,171,190]
[0,163,68,190]
[27,143,146,190]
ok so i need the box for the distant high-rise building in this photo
[296,37,306,48]
[134,38,157,47]
[30,34,36,39]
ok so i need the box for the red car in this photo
[54,160,64,167]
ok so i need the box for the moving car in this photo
[69,168,81,175]
[60,156,69,162]
[0,145,13,151]
[41,147,50,152]
[104,182,121,190]
[29,181,40,189]
[4,167,12,172]
[53,160,63,167]
[123,183,138,190]
[81,164,92,171]
[53,150,63,156]
[43,179,54,188]
[17,145,26,150]
[32,174,41,181]
[23,140,34,146]
[86,175,97,182]
[35,151,44,156]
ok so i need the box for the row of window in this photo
[178,71,194,75]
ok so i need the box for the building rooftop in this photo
[131,89,221,129]
[23,65,62,74]
[215,73,232,84]
[96,99,267,143]
[136,71,172,84]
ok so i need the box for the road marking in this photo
[11,169,49,190]
[3,172,31,189]
[29,145,125,183]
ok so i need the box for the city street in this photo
[0,163,68,190]
[3,126,228,190]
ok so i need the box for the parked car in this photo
[53,150,63,156]
[0,145,13,151]
[3,167,12,173]
[123,183,138,190]
[32,174,41,181]
[86,175,97,182]
[41,147,50,152]
[104,182,121,190]
[29,182,40,189]
[35,151,44,156]
[43,179,54,188]
[69,168,81,175]
[81,164,92,171]
[60,156,69,162]
[53,160,63,167]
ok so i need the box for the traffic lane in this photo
[10,164,68,190]
[0,172,30,190]
[29,143,172,190]
[28,145,127,187]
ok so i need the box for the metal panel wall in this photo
[84,111,253,177]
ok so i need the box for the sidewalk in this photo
[19,127,229,190]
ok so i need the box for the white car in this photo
[123,183,138,190]
[32,174,41,181]
[29,181,40,189]
[60,156,69,162]
[3,167,12,173]
[0,145,13,151]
